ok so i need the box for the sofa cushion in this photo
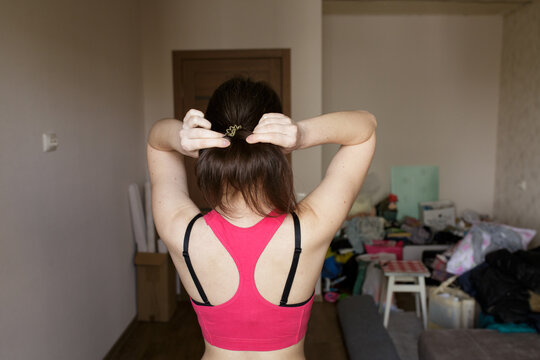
[418,329,540,360]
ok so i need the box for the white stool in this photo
[378,260,430,329]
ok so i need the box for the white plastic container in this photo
[428,276,478,329]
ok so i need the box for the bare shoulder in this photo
[156,208,202,253]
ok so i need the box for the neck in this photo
[216,194,273,227]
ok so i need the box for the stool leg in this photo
[415,292,421,317]
[383,275,394,328]
[414,277,421,317]
[419,276,428,329]
[378,273,387,314]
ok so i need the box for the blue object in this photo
[479,313,537,333]
[322,256,342,279]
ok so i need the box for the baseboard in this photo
[103,315,137,359]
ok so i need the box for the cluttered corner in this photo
[321,169,540,334]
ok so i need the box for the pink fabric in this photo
[381,260,430,274]
[364,240,404,260]
[190,210,314,351]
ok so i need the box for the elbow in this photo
[147,118,168,148]
[350,111,377,145]
[355,110,377,134]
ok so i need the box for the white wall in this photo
[495,1,540,248]
[0,1,146,359]
[323,14,502,215]
[140,0,323,195]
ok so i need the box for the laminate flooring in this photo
[105,300,348,360]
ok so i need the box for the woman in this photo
[147,78,376,359]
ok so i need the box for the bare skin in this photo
[147,109,376,359]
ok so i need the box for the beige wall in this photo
[323,14,502,215]
[140,0,323,196]
[0,1,145,359]
[495,1,540,248]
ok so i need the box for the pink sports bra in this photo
[182,210,314,351]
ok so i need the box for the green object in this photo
[352,260,370,295]
[391,165,439,220]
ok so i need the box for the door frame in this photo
[172,49,291,118]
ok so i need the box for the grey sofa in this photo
[337,295,401,360]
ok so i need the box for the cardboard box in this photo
[419,201,456,230]
[135,252,177,322]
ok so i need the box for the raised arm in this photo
[296,111,376,150]
[299,111,376,248]
[147,110,229,241]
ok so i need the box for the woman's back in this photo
[165,207,325,359]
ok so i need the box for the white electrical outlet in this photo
[42,132,58,152]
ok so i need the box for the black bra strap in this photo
[280,212,302,306]
[182,213,211,306]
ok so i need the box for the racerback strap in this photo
[280,212,302,306]
[182,213,211,306]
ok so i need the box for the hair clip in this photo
[225,125,242,137]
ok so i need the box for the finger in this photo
[261,113,288,120]
[257,118,292,129]
[182,109,204,125]
[185,115,212,130]
[189,138,230,149]
[186,109,204,118]
[252,123,294,135]
[193,116,212,129]
[187,128,226,139]
[258,114,292,124]
[246,133,294,148]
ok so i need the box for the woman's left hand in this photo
[246,113,301,153]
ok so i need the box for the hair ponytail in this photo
[196,77,296,216]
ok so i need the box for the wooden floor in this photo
[105,300,348,360]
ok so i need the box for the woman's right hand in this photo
[246,113,301,153]
[179,109,230,158]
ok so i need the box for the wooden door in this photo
[172,49,291,209]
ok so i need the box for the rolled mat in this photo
[144,181,156,253]
[129,183,147,252]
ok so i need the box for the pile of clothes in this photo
[458,247,540,332]
[321,209,466,299]
[428,221,540,333]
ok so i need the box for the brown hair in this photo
[196,77,296,216]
